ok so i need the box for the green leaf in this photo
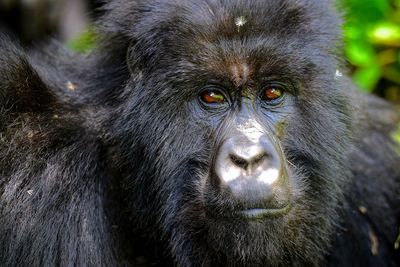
[345,40,377,67]
[353,66,381,92]
[369,22,400,44]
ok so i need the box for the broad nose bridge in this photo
[229,109,270,164]
[234,109,266,145]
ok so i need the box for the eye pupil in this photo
[264,87,282,101]
[201,90,225,104]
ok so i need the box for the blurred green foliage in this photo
[339,0,400,101]
[67,27,97,54]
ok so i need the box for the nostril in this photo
[251,152,268,167]
[229,152,268,171]
[229,154,249,170]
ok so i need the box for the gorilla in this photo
[0,0,399,266]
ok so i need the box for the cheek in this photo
[258,96,297,131]
[188,103,230,137]
[273,120,289,140]
[259,112,296,141]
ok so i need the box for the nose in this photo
[214,134,287,208]
[228,145,269,175]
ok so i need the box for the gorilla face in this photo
[107,0,353,265]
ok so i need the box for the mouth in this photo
[240,204,291,220]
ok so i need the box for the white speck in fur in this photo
[235,16,247,32]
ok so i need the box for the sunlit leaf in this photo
[369,22,400,44]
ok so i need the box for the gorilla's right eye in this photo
[200,90,226,104]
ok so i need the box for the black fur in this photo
[0,0,399,266]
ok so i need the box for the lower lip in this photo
[240,205,291,220]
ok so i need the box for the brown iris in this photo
[263,87,283,101]
[201,90,225,104]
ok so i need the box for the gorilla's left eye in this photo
[262,86,284,102]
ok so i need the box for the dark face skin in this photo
[106,0,352,265]
[192,62,294,219]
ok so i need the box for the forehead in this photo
[140,0,337,38]
[108,0,339,47]
[126,0,340,83]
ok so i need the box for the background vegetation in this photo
[339,0,400,102]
